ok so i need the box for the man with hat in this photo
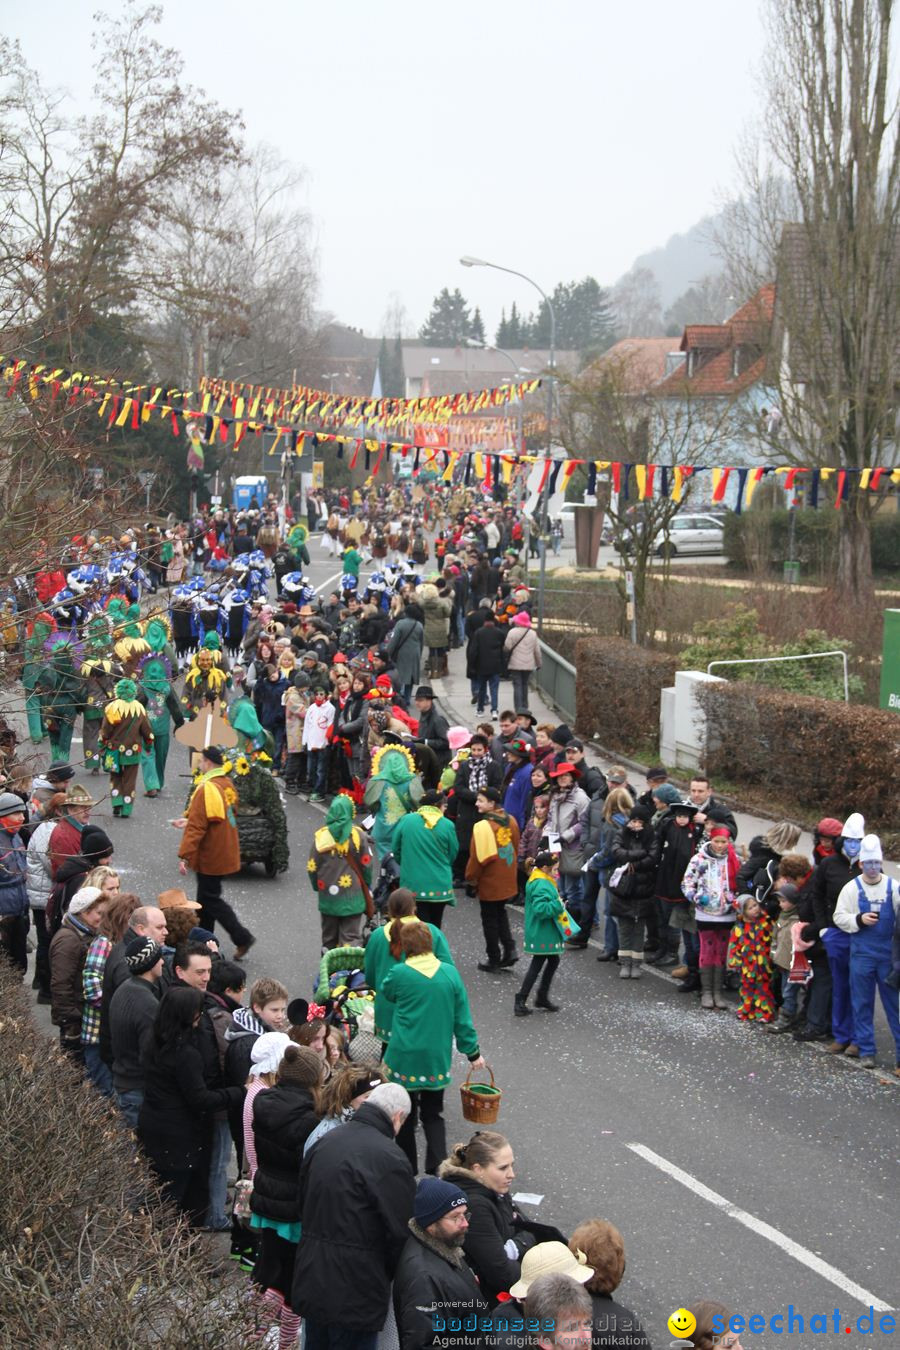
[413,686,450,771]
[108,936,164,1126]
[99,678,155,818]
[501,737,534,832]
[0,791,29,973]
[562,740,606,799]
[833,834,900,1073]
[514,708,537,747]
[637,765,669,812]
[547,763,590,920]
[49,782,95,876]
[393,1177,488,1348]
[173,746,255,959]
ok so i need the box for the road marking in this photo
[626,1142,893,1311]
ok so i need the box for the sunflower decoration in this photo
[369,743,416,779]
[337,874,353,888]
[233,755,251,776]
[496,826,512,848]
[307,857,318,874]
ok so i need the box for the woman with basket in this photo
[364,888,455,1046]
[381,921,484,1176]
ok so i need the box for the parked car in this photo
[619,512,726,557]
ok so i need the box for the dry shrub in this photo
[697,682,900,830]
[575,637,678,755]
[0,966,263,1347]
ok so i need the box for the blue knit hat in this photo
[414,1176,467,1229]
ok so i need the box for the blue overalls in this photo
[848,877,900,1059]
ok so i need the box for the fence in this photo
[535,639,577,722]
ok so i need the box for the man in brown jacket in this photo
[49,885,106,1061]
[466,786,521,973]
[173,746,255,958]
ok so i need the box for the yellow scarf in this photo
[418,805,444,830]
[472,818,499,864]
[313,825,359,855]
[406,952,440,978]
[189,767,229,820]
[103,697,145,726]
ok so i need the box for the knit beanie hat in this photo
[414,1176,467,1229]
[125,936,162,975]
[550,724,573,747]
[277,1044,323,1088]
[69,886,104,916]
[652,783,682,806]
[80,827,114,862]
[628,804,653,824]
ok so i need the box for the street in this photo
[26,538,897,1349]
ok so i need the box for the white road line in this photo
[626,1142,893,1311]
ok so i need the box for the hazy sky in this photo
[5,0,766,338]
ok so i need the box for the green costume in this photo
[35,637,85,764]
[341,547,362,579]
[362,745,423,856]
[307,797,374,916]
[523,869,567,955]
[22,615,55,744]
[364,918,453,1043]
[381,955,479,1089]
[99,678,154,817]
[137,653,184,793]
[287,523,310,566]
[228,695,274,759]
[392,807,459,907]
[230,753,289,874]
[80,615,115,771]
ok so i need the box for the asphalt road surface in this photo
[25,541,900,1349]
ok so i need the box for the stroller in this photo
[315,946,382,1064]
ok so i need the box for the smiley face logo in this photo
[667,1308,697,1339]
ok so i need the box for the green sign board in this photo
[879,609,900,712]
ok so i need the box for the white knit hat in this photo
[249,1032,292,1077]
[859,834,883,864]
[68,886,104,916]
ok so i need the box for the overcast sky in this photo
[5,0,766,339]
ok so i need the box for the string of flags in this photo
[3,354,899,511]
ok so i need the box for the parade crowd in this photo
[0,481,898,1350]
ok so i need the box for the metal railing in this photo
[535,638,577,722]
[707,650,850,702]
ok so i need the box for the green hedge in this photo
[696,680,900,830]
[575,636,677,754]
[724,508,900,573]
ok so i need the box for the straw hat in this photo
[508,1241,594,1299]
[157,887,202,912]
[63,783,97,808]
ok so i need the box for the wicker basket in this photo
[460,1065,502,1124]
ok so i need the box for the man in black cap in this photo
[393,1176,487,1348]
[563,740,606,798]
[514,708,537,747]
[413,686,450,770]
[109,936,164,1127]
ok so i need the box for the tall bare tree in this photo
[721,0,900,603]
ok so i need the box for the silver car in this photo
[656,512,725,556]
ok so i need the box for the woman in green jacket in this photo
[364,887,454,1044]
[391,791,459,928]
[381,921,484,1175]
[514,851,568,1017]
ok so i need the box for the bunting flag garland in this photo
[3,352,900,504]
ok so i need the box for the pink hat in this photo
[512,611,532,627]
[447,726,473,752]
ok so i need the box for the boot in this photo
[677,970,701,993]
[629,960,642,979]
[514,993,532,1017]
[618,957,632,979]
[535,993,560,1011]
[700,968,714,1010]
[711,965,728,1010]
[499,949,519,968]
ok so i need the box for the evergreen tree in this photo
[507,301,523,346]
[419,287,472,345]
[377,334,405,398]
[495,308,509,346]
[470,306,486,343]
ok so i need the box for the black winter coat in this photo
[798,850,858,957]
[436,1163,536,1306]
[609,824,658,918]
[292,1102,415,1331]
[735,839,782,914]
[453,757,504,846]
[250,1082,319,1225]
[654,814,704,900]
[99,924,142,1064]
[393,1223,488,1350]
[469,623,506,677]
[138,1035,241,1169]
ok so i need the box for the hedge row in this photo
[0,966,261,1347]
[697,681,900,830]
[723,508,900,572]
[575,636,677,754]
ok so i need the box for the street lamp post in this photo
[460,256,556,632]
[464,337,530,463]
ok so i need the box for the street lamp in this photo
[464,337,530,462]
[460,256,556,632]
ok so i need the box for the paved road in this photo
[24,541,900,1348]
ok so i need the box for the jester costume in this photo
[307,795,374,949]
[110,601,149,676]
[99,678,154,817]
[80,614,116,772]
[35,634,85,764]
[181,646,230,718]
[727,910,777,1022]
[362,744,423,857]
[22,613,56,744]
[137,652,184,795]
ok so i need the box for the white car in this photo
[656,513,725,556]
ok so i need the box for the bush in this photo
[871,512,900,570]
[575,636,677,755]
[697,681,900,830]
[0,967,262,1346]
[723,510,838,575]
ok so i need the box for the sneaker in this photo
[792,1026,828,1042]
[309,792,324,802]
[857,1055,876,1068]
[656,953,678,967]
